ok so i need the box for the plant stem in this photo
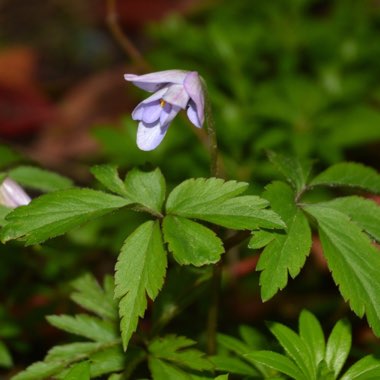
[204,88,219,178]
[204,87,221,355]
[105,0,150,70]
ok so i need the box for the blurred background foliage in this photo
[1,0,380,376]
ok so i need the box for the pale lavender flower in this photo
[124,70,205,151]
[0,178,31,208]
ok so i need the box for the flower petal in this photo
[142,101,162,123]
[160,103,181,126]
[136,120,170,151]
[187,100,202,128]
[0,178,31,208]
[183,71,205,127]
[124,70,188,92]
[162,84,189,109]
[131,87,168,120]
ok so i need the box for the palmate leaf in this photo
[115,221,167,350]
[70,274,117,321]
[171,195,285,230]
[166,177,248,214]
[298,310,325,368]
[62,361,90,380]
[91,165,129,197]
[0,189,131,245]
[149,335,213,371]
[304,204,380,336]
[148,335,212,380]
[245,351,305,380]
[325,319,351,377]
[166,177,284,231]
[124,168,166,214]
[256,182,312,301]
[269,322,315,379]
[12,275,123,380]
[314,196,380,242]
[210,355,259,377]
[46,314,116,343]
[162,215,224,266]
[267,151,312,193]
[340,355,380,380]
[12,361,66,380]
[8,166,73,192]
[309,162,380,194]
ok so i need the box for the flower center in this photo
[160,99,166,108]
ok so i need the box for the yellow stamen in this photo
[160,99,166,108]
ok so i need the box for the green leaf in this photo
[166,177,248,214]
[89,346,125,378]
[70,274,117,321]
[46,342,101,362]
[310,162,380,194]
[149,335,213,371]
[149,357,192,380]
[316,360,335,380]
[299,310,325,368]
[269,322,315,379]
[238,325,268,349]
[12,361,65,380]
[115,221,167,350]
[217,333,270,376]
[170,195,285,230]
[0,189,131,245]
[163,215,224,266]
[245,351,305,380]
[63,361,90,380]
[267,151,312,193]
[0,340,12,368]
[248,230,276,249]
[124,168,166,214]
[340,355,380,380]
[91,165,129,197]
[46,314,116,343]
[256,182,312,301]
[313,196,380,242]
[0,205,11,226]
[304,204,380,336]
[8,166,73,192]
[325,319,351,377]
[210,355,259,376]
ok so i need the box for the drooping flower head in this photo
[124,70,205,151]
[0,178,31,208]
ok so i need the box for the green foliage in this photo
[62,361,90,380]
[166,177,285,230]
[310,162,380,194]
[0,189,132,245]
[163,215,223,266]
[8,166,73,193]
[0,340,12,368]
[11,274,124,380]
[115,221,167,350]
[246,310,380,380]
[148,335,213,372]
[255,181,312,301]
[304,204,380,336]
[124,167,166,214]
[211,326,272,378]
[267,151,312,193]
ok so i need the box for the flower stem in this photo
[204,89,219,178]
[203,86,221,355]
[105,0,150,71]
